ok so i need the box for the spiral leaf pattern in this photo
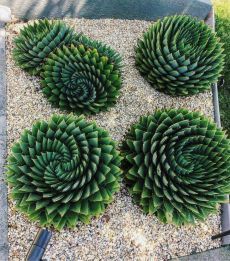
[123,109,230,225]
[73,34,122,70]
[41,44,122,114]
[13,19,76,75]
[7,115,122,230]
[135,15,225,96]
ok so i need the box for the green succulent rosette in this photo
[7,115,122,230]
[73,34,122,68]
[13,19,76,75]
[41,44,122,114]
[123,109,230,225]
[135,15,225,96]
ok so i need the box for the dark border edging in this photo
[177,245,230,260]
[0,21,8,261]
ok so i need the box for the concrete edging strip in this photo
[0,23,8,261]
[0,5,11,261]
[0,0,212,20]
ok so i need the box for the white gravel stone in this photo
[6,19,221,261]
[0,5,11,23]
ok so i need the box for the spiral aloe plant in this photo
[41,43,122,114]
[123,109,230,225]
[135,15,225,96]
[13,19,77,75]
[7,115,122,230]
[73,34,122,68]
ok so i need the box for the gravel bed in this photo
[6,19,221,260]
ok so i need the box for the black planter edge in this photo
[206,8,230,246]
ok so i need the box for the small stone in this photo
[0,5,11,23]
[102,214,110,223]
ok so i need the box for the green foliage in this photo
[213,0,230,135]
[13,19,76,75]
[7,115,122,230]
[73,34,122,69]
[216,5,230,86]
[214,0,230,23]
[122,109,230,225]
[135,15,224,96]
[41,43,122,114]
[219,88,230,136]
